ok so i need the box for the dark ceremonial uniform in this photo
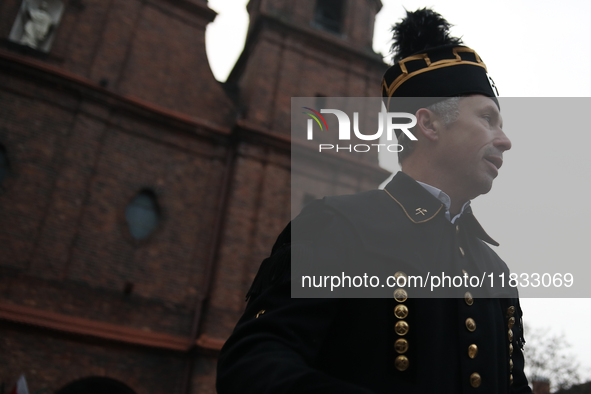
[217,172,532,394]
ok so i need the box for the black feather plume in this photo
[390,8,463,63]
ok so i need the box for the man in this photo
[217,8,531,393]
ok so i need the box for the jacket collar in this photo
[384,172,499,246]
[383,172,445,224]
[458,207,499,246]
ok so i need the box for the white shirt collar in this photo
[416,181,470,224]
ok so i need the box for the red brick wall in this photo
[0,60,231,392]
[0,0,387,392]
[234,24,385,137]
[0,323,186,394]
[247,0,381,50]
[0,0,234,124]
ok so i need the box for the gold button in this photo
[509,343,513,356]
[462,269,468,277]
[508,317,515,328]
[465,318,476,332]
[256,309,266,318]
[507,306,515,317]
[394,304,409,319]
[394,271,408,281]
[395,320,409,336]
[510,374,514,385]
[509,359,513,370]
[456,224,460,234]
[508,329,513,342]
[395,355,409,371]
[394,289,408,303]
[459,246,465,257]
[470,372,481,388]
[464,291,474,306]
[394,338,409,354]
[468,344,478,359]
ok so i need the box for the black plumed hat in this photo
[382,8,499,113]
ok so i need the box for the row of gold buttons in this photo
[458,229,482,389]
[463,266,481,389]
[465,290,477,360]
[507,306,516,386]
[393,271,409,372]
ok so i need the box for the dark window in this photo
[314,0,345,34]
[125,190,160,240]
[0,144,10,188]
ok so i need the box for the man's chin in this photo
[478,179,494,196]
[466,178,494,199]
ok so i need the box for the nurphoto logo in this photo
[302,103,417,153]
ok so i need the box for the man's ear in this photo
[415,108,440,142]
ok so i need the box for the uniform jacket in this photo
[217,172,532,394]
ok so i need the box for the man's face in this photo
[436,95,511,200]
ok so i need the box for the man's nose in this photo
[494,129,512,152]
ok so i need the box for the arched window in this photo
[314,0,345,34]
[125,190,161,240]
[0,144,10,189]
[55,377,136,394]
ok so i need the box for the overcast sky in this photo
[205,0,591,381]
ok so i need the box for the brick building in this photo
[0,0,387,393]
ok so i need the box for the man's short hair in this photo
[397,97,461,165]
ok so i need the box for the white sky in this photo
[205,0,591,380]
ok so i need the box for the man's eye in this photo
[482,115,491,123]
